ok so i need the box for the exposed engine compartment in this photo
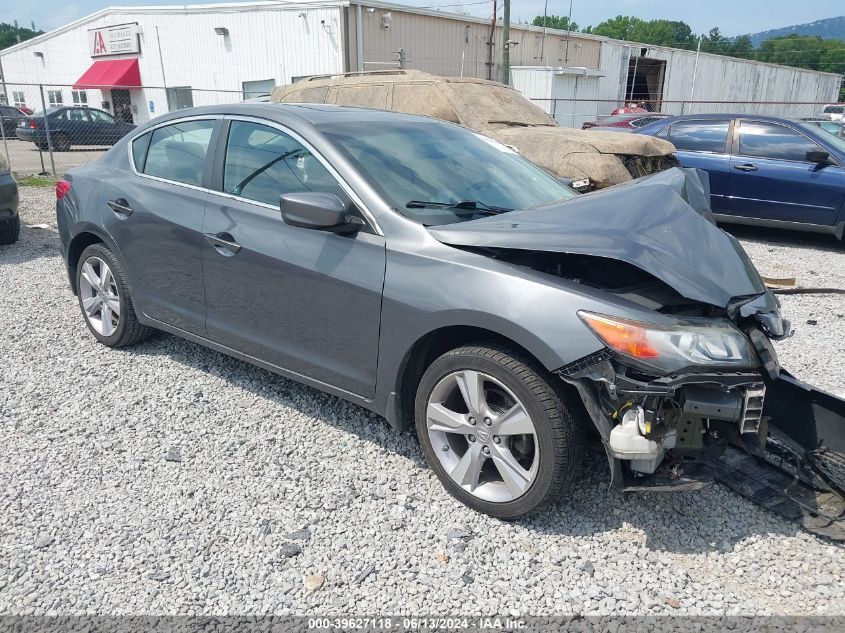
[481,248,724,318]
[621,154,681,180]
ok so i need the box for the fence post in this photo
[39,84,57,177]
[0,116,10,173]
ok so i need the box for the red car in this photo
[582,113,669,131]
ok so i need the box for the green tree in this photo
[532,15,578,32]
[754,34,845,75]
[588,15,640,41]
[0,22,43,50]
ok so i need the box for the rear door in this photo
[727,119,845,226]
[201,118,386,397]
[65,108,95,144]
[655,119,732,212]
[103,117,220,335]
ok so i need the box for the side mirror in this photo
[806,150,831,165]
[280,192,365,233]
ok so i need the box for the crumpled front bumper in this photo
[559,342,845,538]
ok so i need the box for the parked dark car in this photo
[635,114,845,239]
[55,103,845,521]
[0,152,20,244]
[581,113,668,131]
[0,105,26,137]
[16,106,136,151]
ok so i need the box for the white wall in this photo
[511,66,603,129]
[0,4,346,124]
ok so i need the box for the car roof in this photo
[648,113,812,124]
[137,102,452,129]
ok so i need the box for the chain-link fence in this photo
[2,82,843,178]
[0,82,248,178]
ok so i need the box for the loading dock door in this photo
[625,57,666,111]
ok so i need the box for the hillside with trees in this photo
[0,22,43,50]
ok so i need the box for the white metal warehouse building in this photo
[0,0,841,127]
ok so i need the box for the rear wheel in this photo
[52,133,71,152]
[415,344,584,518]
[76,243,152,347]
[0,214,20,245]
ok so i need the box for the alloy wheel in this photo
[425,370,539,502]
[79,256,121,336]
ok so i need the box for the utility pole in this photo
[486,0,496,81]
[502,0,510,85]
[564,0,574,64]
[540,0,548,65]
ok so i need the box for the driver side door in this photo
[201,118,386,397]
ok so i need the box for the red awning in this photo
[73,59,141,90]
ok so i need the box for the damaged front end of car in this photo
[430,167,845,538]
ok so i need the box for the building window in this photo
[13,91,26,108]
[166,87,194,111]
[242,78,276,101]
[47,90,63,107]
[72,90,88,106]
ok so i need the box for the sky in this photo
[2,0,844,37]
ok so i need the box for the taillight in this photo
[56,179,71,199]
[29,120,37,129]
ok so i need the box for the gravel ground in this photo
[1,185,844,617]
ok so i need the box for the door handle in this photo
[204,232,242,255]
[107,198,134,217]
[733,163,758,172]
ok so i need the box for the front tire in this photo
[75,243,151,347]
[415,344,584,519]
[0,214,20,245]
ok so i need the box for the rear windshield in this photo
[319,119,575,224]
[823,105,844,114]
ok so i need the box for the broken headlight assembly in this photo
[578,311,758,373]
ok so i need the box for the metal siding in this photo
[596,40,842,118]
[357,8,600,80]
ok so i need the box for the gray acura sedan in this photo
[56,103,845,524]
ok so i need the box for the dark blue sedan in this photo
[16,106,135,152]
[635,114,845,239]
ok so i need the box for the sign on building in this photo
[89,23,140,57]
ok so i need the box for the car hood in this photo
[428,168,766,308]
[487,126,676,157]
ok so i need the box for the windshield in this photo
[320,120,575,224]
[822,105,844,114]
[449,83,554,127]
[799,122,845,153]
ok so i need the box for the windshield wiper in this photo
[405,199,512,215]
[487,120,552,127]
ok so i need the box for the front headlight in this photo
[579,311,758,373]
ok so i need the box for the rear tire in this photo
[415,343,584,519]
[53,133,71,152]
[0,214,20,245]
[75,243,152,347]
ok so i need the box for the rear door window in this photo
[222,120,344,206]
[737,121,825,162]
[134,119,216,186]
[331,85,389,109]
[391,84,460,123]
[656,121,730,153]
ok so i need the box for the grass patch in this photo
[15,174,57,188]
